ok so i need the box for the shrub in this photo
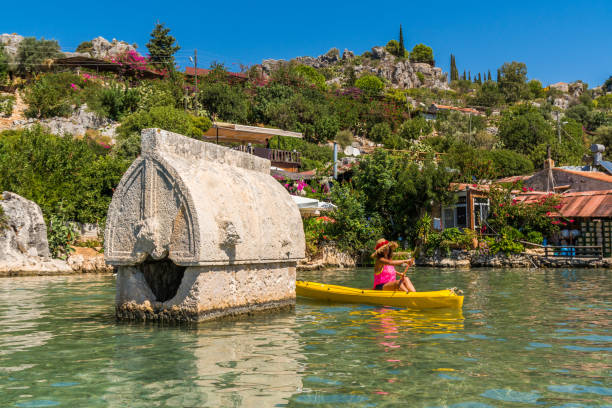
[47,213,78,259]
[313,115,340,143]
[368,122,392,143]
[0,47,8,83]
[410,44,434,65]
[198,81,249,123]
[87,83,140,121]
[17,37,63,74]
[335,129,353,148]
[0,94,15,117]
[270,135,334,171]
[135,79,181,111]
[117,105,208,140]
[398,117,432,141]
[526,230,543,244]
[355,74,384,96]
[528,79,545,99]
[327,184,384,255]
[485,149,534,178]
[416,72,425,83]
[385,40,407,58]
[292,65,326,89]
[0,126,129,225]
[484,226,524,255]
[23,72,85,118]
[498,104,554,162]
[75,41,93,53]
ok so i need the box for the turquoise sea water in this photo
[0,268,610,407]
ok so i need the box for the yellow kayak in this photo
[296,281,464,309]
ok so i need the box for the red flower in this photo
[499,203,504,207]
[569,219,575,223]
[522,187,528,192]
[546,211,551,216]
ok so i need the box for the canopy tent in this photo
[291,195,336,216]
[202,122,302,144]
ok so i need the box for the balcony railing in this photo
[235,145,301,165]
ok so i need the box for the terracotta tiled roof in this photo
[496,175,532,183]
[185,67,248,79]
[516,190,612,218]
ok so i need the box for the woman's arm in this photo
[378,257,414,266]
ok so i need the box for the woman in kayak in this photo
[372,239,416,293]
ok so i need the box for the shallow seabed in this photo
[0,267,610,407]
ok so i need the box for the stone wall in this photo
[417,249,612,268]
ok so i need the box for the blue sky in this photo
[3,0,611,86]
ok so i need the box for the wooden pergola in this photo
[202,122,302,144]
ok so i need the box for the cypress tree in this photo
[487,70,492,81]
[462,70,466,80]
[496,69,501,82]
[450,54,458,81]
[477,72,482,84]
[146,22,180,71]
[468,71,471,81]
[398,25,406,57]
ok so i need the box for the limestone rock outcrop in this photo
[0,34,24,62]
[0,192,71,274]
[89,37,137,59]
[261,46,449,91]
[11,104,118,141]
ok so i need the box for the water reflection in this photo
[192,315,304,407]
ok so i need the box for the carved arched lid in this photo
[105,129,305,266]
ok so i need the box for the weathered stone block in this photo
[105,129,305,321]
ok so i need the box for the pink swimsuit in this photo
[373,264,396,288]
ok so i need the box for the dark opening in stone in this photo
[138,259,186,302]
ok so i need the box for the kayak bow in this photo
[296,281,463,309]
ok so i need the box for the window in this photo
[443,208,454,228]
[456,205,467,228]
[455,194,467,228]
[474,197,489,229]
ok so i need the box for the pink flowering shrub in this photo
[487,181,562,237]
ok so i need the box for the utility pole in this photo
[556,111,561,144]
[469,113,472,144]
[189,49,198,112]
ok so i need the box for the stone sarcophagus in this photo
[104,128,305,321]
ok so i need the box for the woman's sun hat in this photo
[371,238,398,258]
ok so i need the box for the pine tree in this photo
[398,25,406,58]
[146,22,180,71]
[487,70,492,81]
[450,54,458,81]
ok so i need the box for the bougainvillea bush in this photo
[486,181,562,237]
